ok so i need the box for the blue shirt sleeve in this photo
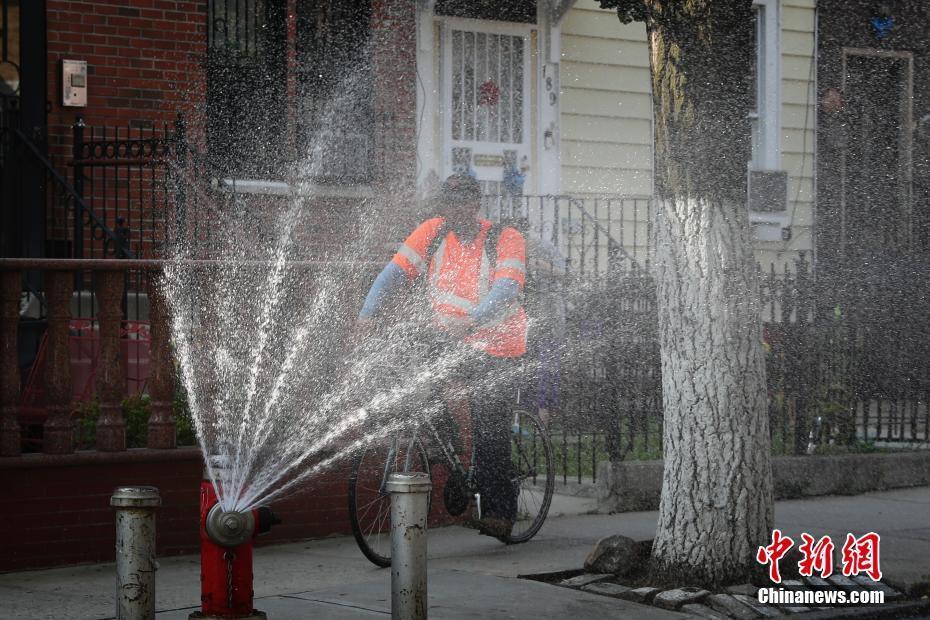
[470,278,520,324]
[359,262,408,319]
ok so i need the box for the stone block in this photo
[731,593,782,617]
[581,582,633,597]
[771,602,810,614]
[725,584,759,597]
[705,593,761,619]
[583,535,639,577]
[559,573,613,588]
[653,587,710,610]
[803,576,831,590]
[781,579,807,591]
[680,603,729,619]
[616,586,660,604]
[596,452,930,513]
[850,576,904,601]
[827,574,858,592]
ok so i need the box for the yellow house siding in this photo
[559,0,651,197]
[560,6,648,40]
[556,0,817,272]
[561,88,652,119]
[562,167,652,196]
[776,0,817,261]
[560,61,651,94]
[561,34,648,67]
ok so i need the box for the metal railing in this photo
[555,251,930,485]
[2,126,130,259]
[70,117,179,262]
[0,257,379,457]
[480,194,653,276]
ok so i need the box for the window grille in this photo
[206,0,286,178]
[206,0,373,182]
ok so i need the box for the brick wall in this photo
[43,0,208,248]
[45,0,207,158]
[39,0,421,255]
[369,0,421,244]
[0,448,454,572]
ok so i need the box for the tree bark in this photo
[603,0,774,586]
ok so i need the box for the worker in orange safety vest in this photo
[357,173,527,538]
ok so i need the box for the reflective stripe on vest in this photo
[429,238,475,312]
[496,258,526,275]
[398,243,427,274]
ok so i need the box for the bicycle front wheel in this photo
[504,408,554,544]
[348,435,431,567]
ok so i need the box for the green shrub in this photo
[123,394,151,448]
[812,440,881,455]
[72,391,198,449]
[74,400,99,450]
[174,389,197,446]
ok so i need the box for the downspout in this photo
[415,0,438,192]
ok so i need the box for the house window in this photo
[749,0,780,171]
[206,0,287,178]
[435,0,536,24]
[206,0,372,182]
[296,0,372,183]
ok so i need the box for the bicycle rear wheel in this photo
[504,408,554,544]
[348,435,431,567]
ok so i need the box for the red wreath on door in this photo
[478,80,500,107]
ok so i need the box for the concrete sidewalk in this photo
[1,487,927,619]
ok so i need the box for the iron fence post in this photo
[72,116,85,259]
[114,216,130,317]
[387,472,431,620]
[173,114,186,249]
[794,252,813,454]
[111,486,161,620]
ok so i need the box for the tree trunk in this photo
[608,0,774,586]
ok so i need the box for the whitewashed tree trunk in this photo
[600,0,775,585]
[651,195,773,585]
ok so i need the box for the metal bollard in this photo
[111,486,161,620]
[386,472,432,620]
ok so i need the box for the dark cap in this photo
[439,173,481,206]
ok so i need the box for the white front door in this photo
[442,21,533,195]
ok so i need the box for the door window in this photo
[444,24,531,195]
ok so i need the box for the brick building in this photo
[2,0,423,261]
[0,0,426,572]
[3,0,559,573]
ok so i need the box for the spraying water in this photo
[161,61,546,513]
[160,39,634,513]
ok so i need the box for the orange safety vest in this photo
[391,218,527,358]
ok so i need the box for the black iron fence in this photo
[479,195,660,483]
[480,197,930,483]
[70,117,180,261]
[66,117,182,326]
[763,254,930,455]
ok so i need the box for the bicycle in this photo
[346,333,555,568]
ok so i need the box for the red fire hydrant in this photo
[189,474,279,619]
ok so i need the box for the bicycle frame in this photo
[376,414,477,496]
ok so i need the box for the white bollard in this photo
[111,486,161,619]
[386,472,432,620]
